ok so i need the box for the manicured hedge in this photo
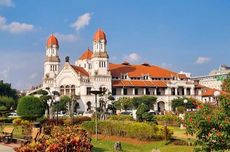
[107,115,134,121]
[82,120,173,140]
[0,117,14,123]
[155,114,180,126]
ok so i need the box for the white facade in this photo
[27,30,209,113]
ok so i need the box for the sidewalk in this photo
[0,143,19,152]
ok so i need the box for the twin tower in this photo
[43,29,109,88]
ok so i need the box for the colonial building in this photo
[29,29,220,113]
[192,65,230,90]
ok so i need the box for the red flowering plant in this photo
[15,125,93,152]
[184,95,230,152]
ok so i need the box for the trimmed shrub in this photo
[63,116,91,126]
[155,114,180,126]
[107,115,134,121]
[0,117,14,123]
[82,120,173,141]
[17,96,45,120]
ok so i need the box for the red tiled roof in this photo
[109,63,185,79]
[93,29,107,43]
[71,65,89,77]
[47,34,59,48]
[178,74,187,79]
[79,49,93,60]
[112,80,167,87]
[202,88,226,97]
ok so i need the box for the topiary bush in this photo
[17,96,45,120]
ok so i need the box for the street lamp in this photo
[214,90,220,106]
[184,99,188,112]
[45,87,60,125]
[54,95,60,125]
[90,87,106,141]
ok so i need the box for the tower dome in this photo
[47,34,59,48]
[93,29,107,43]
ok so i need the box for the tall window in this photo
[112,88,117,95]
[123,88,127,95]
[71,85,75,96]
[135,88,138,95]
[86,87,91,95]
[66,85,70,96]
[60,85,64,95]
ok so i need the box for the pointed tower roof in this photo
[47,34,59,48]
[93,28,107,43]
[79,48,93,60]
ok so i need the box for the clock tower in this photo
[43,34,60,88]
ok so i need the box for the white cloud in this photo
[195,56,211,64]
[124,53,141,63]
[0,0,14,7]
[54,32,78,42]
[160,63,173,69]
[0,16,34,33]
[29,73,38,79]
[0,66,10,80]
[71,13,91,31]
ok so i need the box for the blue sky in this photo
[0,0,230,90]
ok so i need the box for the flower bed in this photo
[14,126,93,152]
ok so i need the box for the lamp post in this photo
[214,91,220,106]
[45,87,60,124]
[54,95,60,125]
[180,99,188,129]
[184,99,188,112]
[90,87,106,141]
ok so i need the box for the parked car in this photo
[120,111,132,116]
[8,112,20,118]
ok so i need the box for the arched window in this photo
[87,101,91,111]
[65,85,70,96]
[71,85,75,96]
[60,85,64,95]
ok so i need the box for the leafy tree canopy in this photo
[171,97,197,111]
[53,96,71,112]
[0,96,16,110]
[114,97,133,111]
[17,96,45,120]
[132,95,157,109]
[185,95,230,152]
[0,80,18,100]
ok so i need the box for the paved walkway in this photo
[0,143,19,152]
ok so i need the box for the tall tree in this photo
[185,95,230,152]
[114,97,133,111]
[0,80,18,100]
[132,95,157,109]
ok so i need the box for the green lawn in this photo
[92,138,193,152]
[92,127,194,152]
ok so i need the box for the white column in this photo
[121,88,124,95]
[184,87,187,96]
[154,88,157,95]
[143,88,146,95]
[132,88,135,95]
[175,88,178,96]
[191,87,195,95]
